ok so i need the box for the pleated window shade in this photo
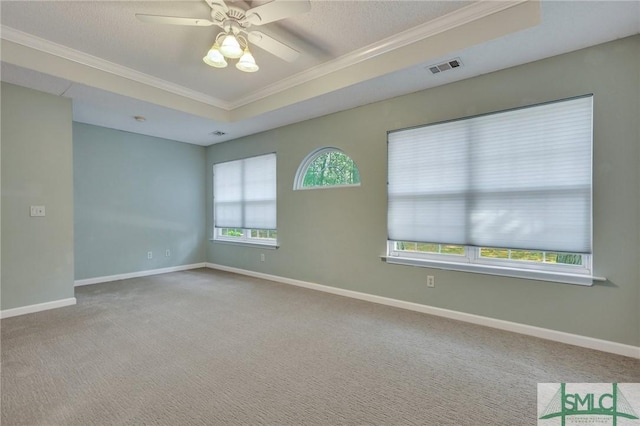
[388,96,593,253]
[214,153,277,230]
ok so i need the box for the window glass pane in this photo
[546,252,583,265]
[396,241,417,251]
[395,242,464,255]
[480,248,510,259]
[295,148,361,189]
[509,250,544,262]
[417,243,439,253]
[250,229,276,239]
[479,247,582,265]
[441,245,465,255]
[221,228,244,237]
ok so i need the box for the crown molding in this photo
[228,0,531,109]
[0,25,231,110]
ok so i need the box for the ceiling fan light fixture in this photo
[236,48,259,73]
[220,34,243,58]
[203,55,227,68]
[138,0,307,72]
[204,43,227,67]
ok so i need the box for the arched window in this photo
[294,147,361,190]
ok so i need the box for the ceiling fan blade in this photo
[135,14,215,27]
[243,0,310,26]
[247,31,300,62]
[204,0,228,14]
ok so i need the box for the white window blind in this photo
[214,153,277,230]
[388,95,593,253]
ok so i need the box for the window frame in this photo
[385,95,597,286]
[293,147,361,190]
[388,242,591,274]
[386,241,594,285]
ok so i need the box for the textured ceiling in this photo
[274,1,471,56]
[1,1,639,146]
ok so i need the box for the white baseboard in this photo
[1,297,77,319]
[205,263,640,359]
[74,263,207,287]
[2,264,207,319]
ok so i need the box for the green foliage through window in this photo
[250,229,278,240]
[218,228,277,243]
[296,148,360,189]
[479,248,583,265]
[221,228,244,237]
[396,242,465,255]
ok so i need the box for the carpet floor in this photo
[1,268,639,425]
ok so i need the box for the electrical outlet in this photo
[147,251,153,259]
[165,249,171,257]
[260,253,265,262]
[427,275,435,288]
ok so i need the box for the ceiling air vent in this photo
[211,131,226,136]
[428,58,463,75]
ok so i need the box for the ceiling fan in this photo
[136,0,310,72]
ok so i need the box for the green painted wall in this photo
[207,35,640,346]
[1,83,75,310]
[73,123,206,280]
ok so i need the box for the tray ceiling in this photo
[1,1,638,145]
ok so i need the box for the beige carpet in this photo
[2,268,638,425]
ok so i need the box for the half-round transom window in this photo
[294,147,361,190]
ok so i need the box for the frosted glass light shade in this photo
[236,49,259,73]
[207,45,225,62]
[220,35,243,58]
[203,55,227,68]
[203,45,227,68]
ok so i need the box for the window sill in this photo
[210,239,279,249]
[381,256,605,286]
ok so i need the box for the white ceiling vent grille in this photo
[427,58,463,75]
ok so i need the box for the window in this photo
[386,96,593,285]
[294,147,360,189]
[213,153,277,246]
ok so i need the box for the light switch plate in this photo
[30,205,46,217]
